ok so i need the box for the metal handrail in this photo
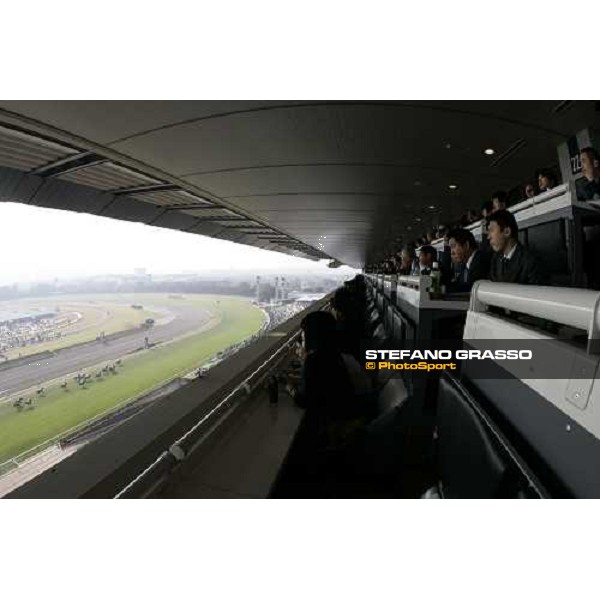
[470,281,600,348]
[509,182,570,215]
[430,183,573,248]
[114,330,302,498]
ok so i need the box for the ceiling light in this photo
[448,184,458,190]
[428,205,436,209]
[484,148,495,155]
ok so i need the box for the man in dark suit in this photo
[487,210,544,285]
[578,146,600,201]
[447,228,490,292]
[417,245,437,275]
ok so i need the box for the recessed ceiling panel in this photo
[0,124,79,171]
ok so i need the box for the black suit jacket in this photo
[447,250,491,292]
[489,243,544,285]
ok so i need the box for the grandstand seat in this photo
[426,374,509,499]
[370,322,389,349]
[461,281,600,497]
[383,305,394,336]
[391,311,404,345]
[366,308,382,334]
[365,298,375,315]
[376,376,407,415]
[357,378,436,497]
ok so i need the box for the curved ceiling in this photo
[0,100,597,267]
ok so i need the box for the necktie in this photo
[500,255,508,278]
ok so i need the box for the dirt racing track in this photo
[0,302,214,399]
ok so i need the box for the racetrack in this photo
[0,298,215,398]
[0,299,159,359]
[0,295,265,467]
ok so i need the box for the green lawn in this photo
[0,295,264,464]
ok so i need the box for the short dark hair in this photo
[448,228,477,249]
[419,245,437,261]
[491,190,507,203]
[481,200,493,213]
[301,311,338,352]
[581,146,600,165]
[536,168,557,185]
[331,286,356,316]
[487,209,518,239]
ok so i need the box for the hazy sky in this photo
[0,202,357,285]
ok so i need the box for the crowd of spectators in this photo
[0,314,67,355]
[262,301,312,330]
[255,146,600,496]
[365,147,600,289]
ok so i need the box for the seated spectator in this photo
[438,235,452,274]
[487,210,544,285]
[491,190,507,213]
[418,245,437,274]
[447,228,491,292]
[418,244,451,284]
[466,209,479,223]
[458,212,471,226]
[524,181,537,199]
[293,312,371,411]
[281,311,374,497]
[398,247,415,275]
[537,168,557,193]
[578,146,600,201]
[479,200,493,251]
[481,200,493,219]
[331,287,363,359]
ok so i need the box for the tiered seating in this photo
[274,275,600,498]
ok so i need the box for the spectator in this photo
[398,247,415,275]
[293,311,371,414]
[578,146,600,201]
[290,311,373,488]
[466,209,479,223]
[331,287,363,359]
[479,200,494,251]
[418,245,437,274]
[537,168,557,193]
[491,190,508,213]
[447,228,491,292]
[481,200,493,219]
[437,224,449,239]
[487,210,544,285]
[524,181,537,199]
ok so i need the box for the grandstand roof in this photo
[0,308,54,325]
[0,101,597,267]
